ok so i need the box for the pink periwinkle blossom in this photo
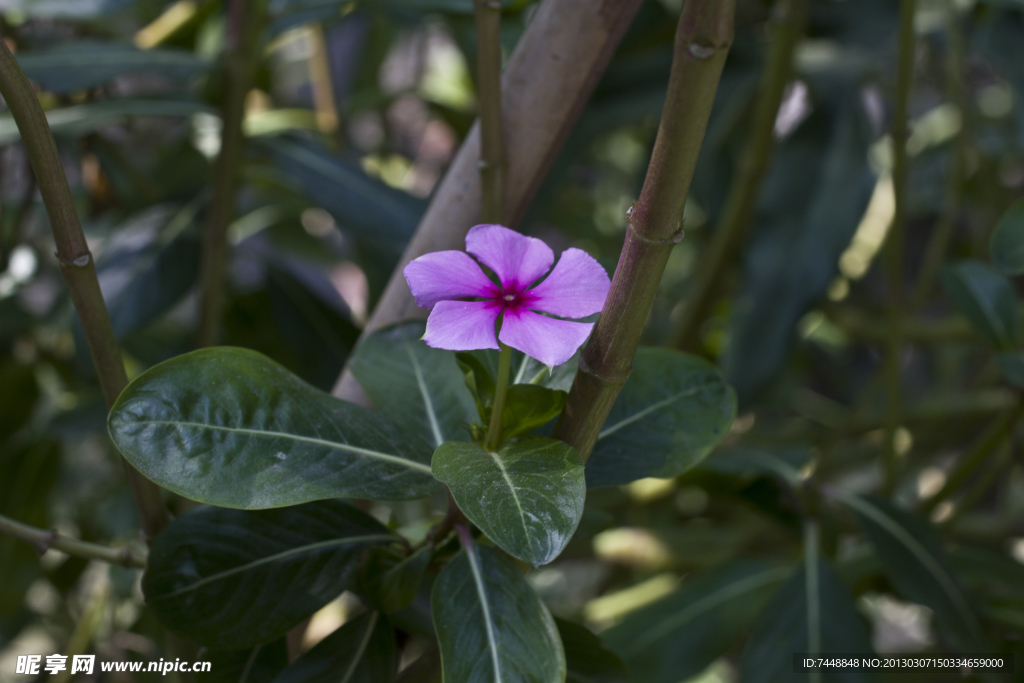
[403,224,611,367]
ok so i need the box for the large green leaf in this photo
[603,561,790,683]
[108,347,440,508]
[432,438,585,566]
[143,501,395,649]
[941,260,1021,351]
[359,543,433,614]
[842,495,989,652]
[556,619,629,683]
[431,543,565,683]
[17,41,209,93]
[586,348,736,488]
[991,198,1024,275]
[0,100,213,145]
[739,561,877,683]
[723,95,874,404]
[258,135,424,260]
[272,611,397,683]
[349,322,476,448]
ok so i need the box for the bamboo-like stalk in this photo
[0,513,147,569]
[911,0,966,307]
[882,0,917,496]
[195,0,265,348]
[670,0,808,352]
[333,0,645,404]
[0,39,168,541]
[554,0,735,461]
[474,0,505,225]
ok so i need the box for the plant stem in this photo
[882,0,916,496]
[910,0,966,308]
[332,0,645,404]
[920,397,1024,515]
[474,0,504,224]
[485,343,512,450]
[0,513,147,568]
[196,0,264,348]
[554,0,735,461]
[670,0,807,352]
[0,38,168,541]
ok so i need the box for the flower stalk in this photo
[196,0,265,348]
[555,0,736,461]
[485,342,513,450]
[882,0,917,495]
[670,0,808,351]
[0,39,168,541]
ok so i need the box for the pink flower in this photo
[403,224,611,367]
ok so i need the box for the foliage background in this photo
[1,0,1024,681]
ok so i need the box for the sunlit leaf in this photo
[109,347,440,507]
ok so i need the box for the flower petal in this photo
[527,248,611,319]
[403,251,498,310]
[465,224,554,291]
[423,300,501,351]
[499,308,593,368]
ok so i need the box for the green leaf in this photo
[555,619,629,683]
[998,351,1024,389]
[143,501,395,649]
[432,438,585,566]
[350,322,477,448]
[586,348,736,488]
[258,135,424,260]
[603,561,789,683]
[949,545,1024,631]
[431,543,565,683]
[469,348,580,392]
[108,347,440,508]
[360,543,433,614]
[739,561,877,683]
[842,495,989,652]
[17,41,209,93]
[941,260,1021,350]
[498,385,566,443]
[272,612,397,683]
[455,352,496,421]
[0,100,213,145]
[991,198,1024,275]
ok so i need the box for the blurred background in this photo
[1,0,1024,681]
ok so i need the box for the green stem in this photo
[920,397,1024,515]
[0,38,168,542]
[554,0,735,461]
[196,0,265,347]
[473,0,505,224]
[882,0,916,496]
[670,0,808,351]
[486,343,513,450]
[911,0,966,308]
[0,513,147,568]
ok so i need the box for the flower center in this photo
[503,293,516,302]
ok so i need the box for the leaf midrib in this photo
[128,419,433,474]
[597,386,704,440]
[617,565,791,657]
[487,449,530,549]
[465,547,503,683]
[843,494,985,643]
[405,338,444,447]
[340,612,379,683]
[155,534,395,599]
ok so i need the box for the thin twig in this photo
[0,37,168,541]
[555,0,736,461]
[196,0,265,347]
[0,513,147,568]
[882,0,917,496]
[670,0,808,351]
